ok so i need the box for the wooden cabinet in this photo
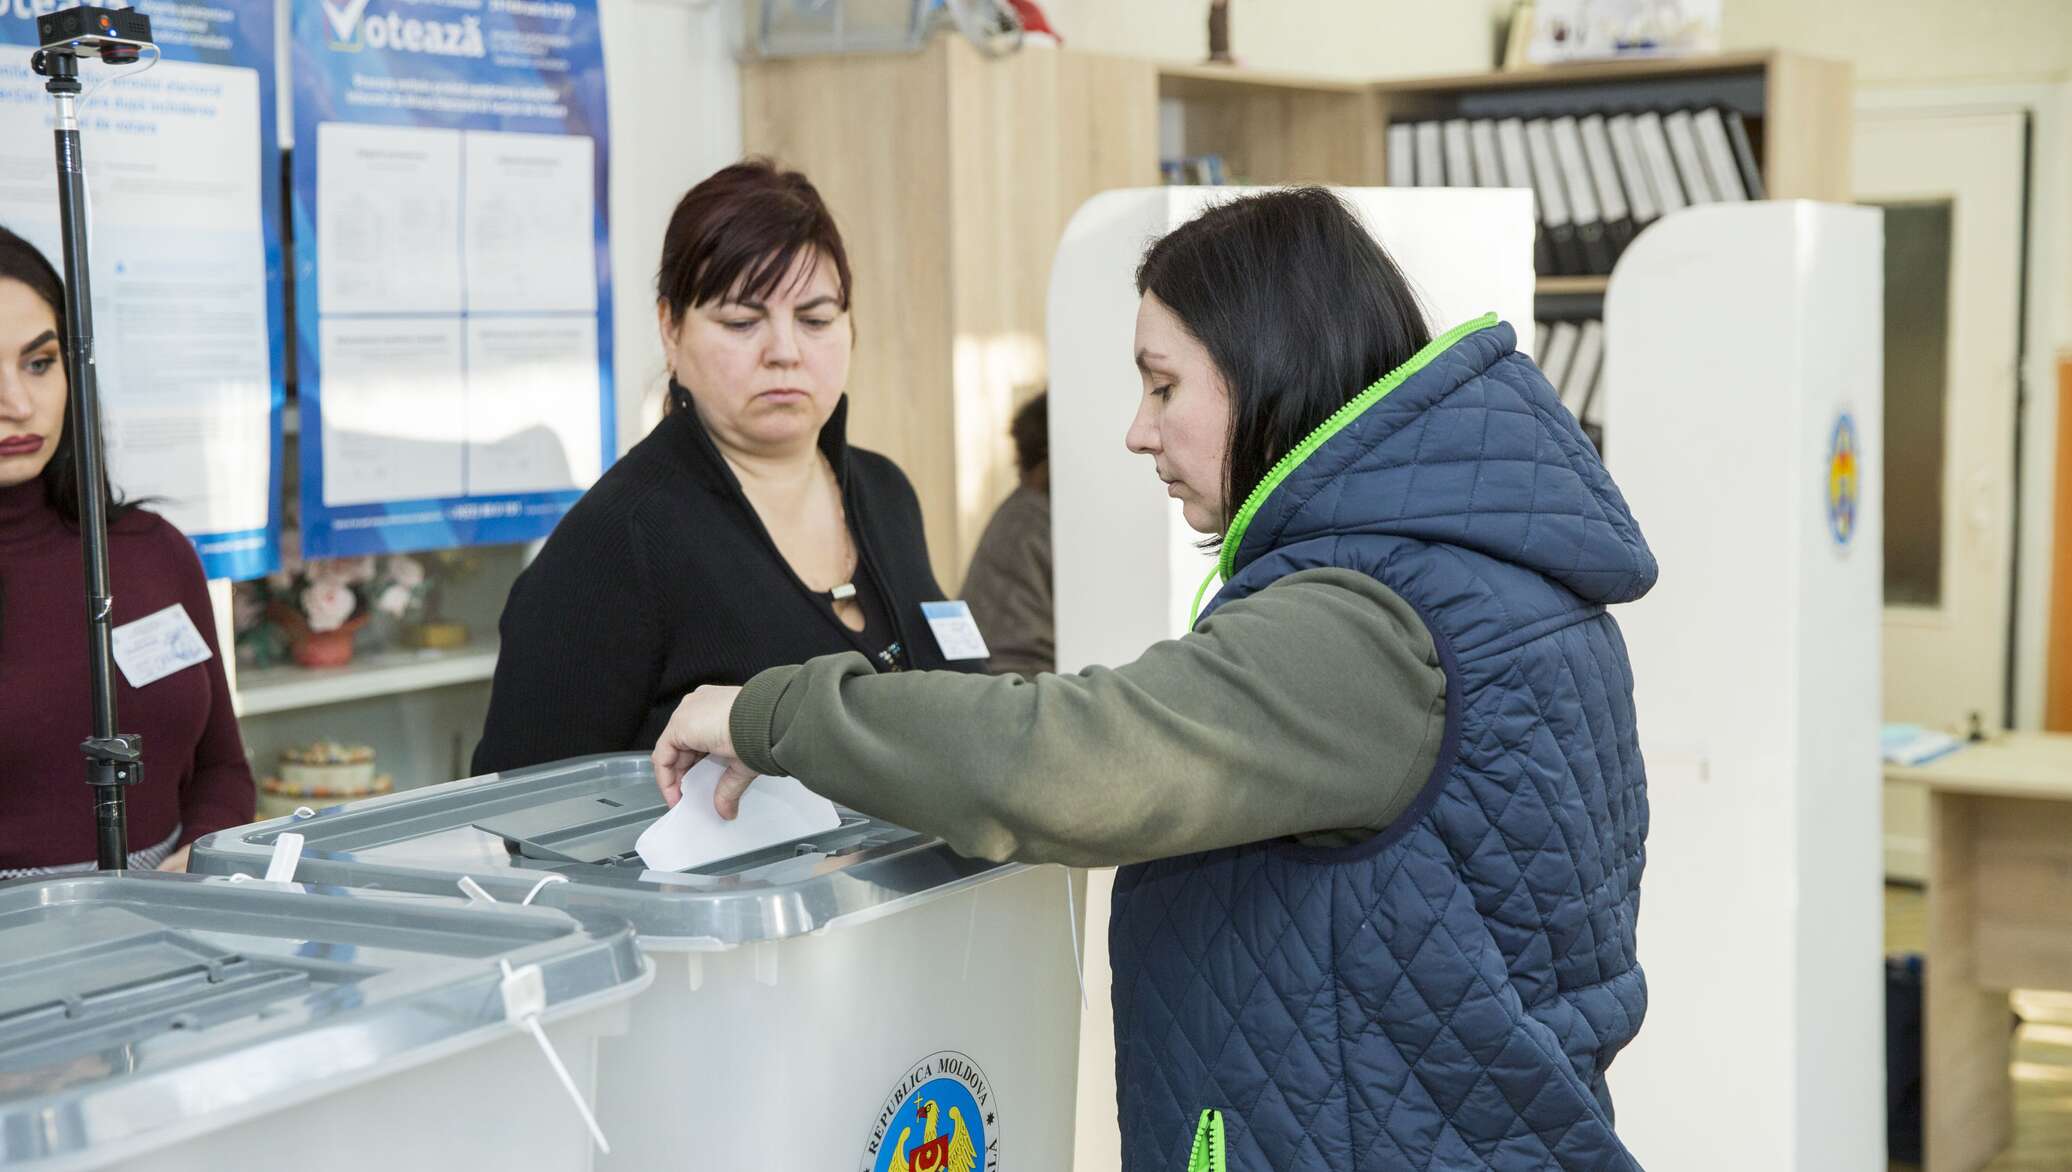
[745,46,1851,585]
[746,40,1157,586]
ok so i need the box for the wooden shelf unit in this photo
[741,48,1852,578]
[234,642,501,718]
[1537,276,1612,296]
[1155,64,1383,187]
[746,41,1161,585]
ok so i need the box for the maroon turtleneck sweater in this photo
[0,478,253,870]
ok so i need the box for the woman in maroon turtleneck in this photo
[0,226,253,876]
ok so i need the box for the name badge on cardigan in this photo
[920,600,990,661]
[111,604,213,688]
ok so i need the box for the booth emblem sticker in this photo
[1827,411,1860,549]
[861,1051,998,1172]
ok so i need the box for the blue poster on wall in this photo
[291,0,612,558]
[0,0,286,580]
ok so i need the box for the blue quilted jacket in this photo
[1111,316,1656,1171]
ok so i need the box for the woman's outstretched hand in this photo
[651,685,760,818]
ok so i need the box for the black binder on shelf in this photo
[1550,116,1613,274]
[1561,320,1605,420]
[1722,109,1767,199]
[1468,120,1504,188]
[1663,109,1719,203]
[1581,358,1607,449]
[1415,121,1446,188]
[1540,320,1581,392]
[1442,119,1476,187]
[1523,118,1583,275]
[1633,111,1690,212]
[1386,123,1415,186]
[1605,114,1663,231]
[1497,117,1556,275]
[1693,108,1750,201]
[1578,115,1636,259]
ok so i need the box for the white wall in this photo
[2063,89,2072,348]
[1043,0,2072,89]
[601,0,745,454]
[1722,1,2072,729]
[1721,2,2072,348]
[1726,4,2072,377]
[2059,83,2072,353]
[1725,0,2072,86]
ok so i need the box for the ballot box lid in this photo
[0,871,648,1165]
[190,753,1022,948]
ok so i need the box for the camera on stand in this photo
[35,5,152,64]
[28,6,157,871]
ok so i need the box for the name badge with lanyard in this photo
[920,600,990,662]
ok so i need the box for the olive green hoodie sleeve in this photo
[728,568,1446,867]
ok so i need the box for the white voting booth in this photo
[1605,201,1885,1169]
[1046,186,1535,1172]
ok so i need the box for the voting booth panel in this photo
[1604,201,1885,1171]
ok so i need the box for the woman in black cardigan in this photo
[474,160,968,774]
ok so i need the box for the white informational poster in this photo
[292,1,612,558]
[0,3,284,579]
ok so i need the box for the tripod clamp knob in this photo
[82,733,143,788]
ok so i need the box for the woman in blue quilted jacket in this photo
[652,187,1657,1170]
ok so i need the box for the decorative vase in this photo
[268,603,369,668]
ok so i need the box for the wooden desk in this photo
[1886,733,2072,1170]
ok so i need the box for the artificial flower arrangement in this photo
[232,529,445,668]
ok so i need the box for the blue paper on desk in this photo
[1881,724,1965,768]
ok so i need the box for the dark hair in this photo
[1135,187,1432,535]
[0,224,134,527]
[1010,391,1047,479]
[656,159,852,415]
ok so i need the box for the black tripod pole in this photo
[37,47,142,870]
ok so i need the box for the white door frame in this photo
[1857,82,2069,733]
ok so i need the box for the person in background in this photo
[650,188,1655,1170]
[959,392,1052,676]
[473,159,968,775]
[0,226,253,876]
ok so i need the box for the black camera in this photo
[36,6,152,62]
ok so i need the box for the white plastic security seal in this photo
[1064,866,1087,1009]
[499,958,611,1155]
[262,832,304,884]
[455,873,566,907]
[520,874,569,906]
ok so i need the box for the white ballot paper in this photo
[635,757,841,872]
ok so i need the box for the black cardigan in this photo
[473,393,963,775]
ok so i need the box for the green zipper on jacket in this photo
[1188,1109,1226,1172]
[1188,313,1500,626]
